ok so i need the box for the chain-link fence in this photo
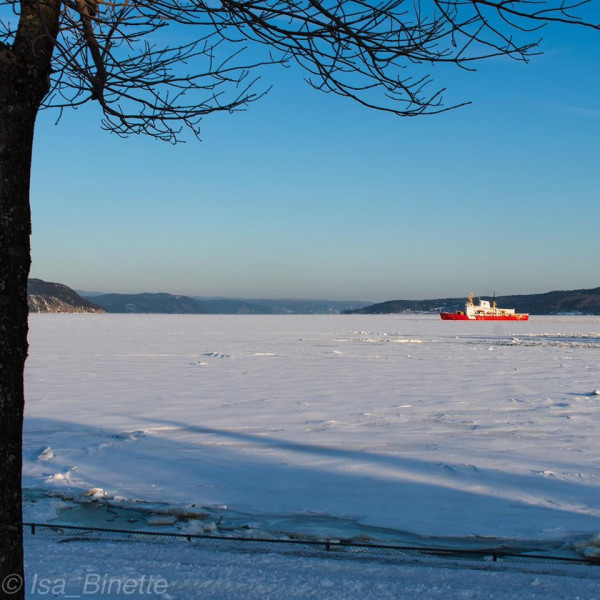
[23,522,599,568]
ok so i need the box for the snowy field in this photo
[23,533,600,600]
[21,314,600,597]
[24,314,600,539]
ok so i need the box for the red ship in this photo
[440,293,529,321]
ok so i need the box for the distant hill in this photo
[90,293,207,314]
[193,298,275,314]
[345,287,600,315]
[82,292,370,314]
[191,297,370,314]
[28,280,600,315]
[28,279,106,313]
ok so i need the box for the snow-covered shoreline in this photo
[24,531,600,600]
[24,314,600,544]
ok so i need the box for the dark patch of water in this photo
[23,488,585,559]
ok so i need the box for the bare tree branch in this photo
[1,0,597,141]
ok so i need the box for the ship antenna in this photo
[493,291,496,309]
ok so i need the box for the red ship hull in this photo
[440,312,529,321]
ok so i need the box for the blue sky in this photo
[29,13,600,301]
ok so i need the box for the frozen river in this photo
[23,314,600,549]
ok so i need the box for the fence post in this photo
[31,523,36,535]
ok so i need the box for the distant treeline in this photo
[345,287,600,315]
[27,279,369,314]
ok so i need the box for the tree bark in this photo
[0,3,61,597]
[0,95,34,600]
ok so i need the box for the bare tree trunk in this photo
[0,4,61,596]
[0,87,36,600]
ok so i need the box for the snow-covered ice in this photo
[24,314,600,545]
[23,532,600,600]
